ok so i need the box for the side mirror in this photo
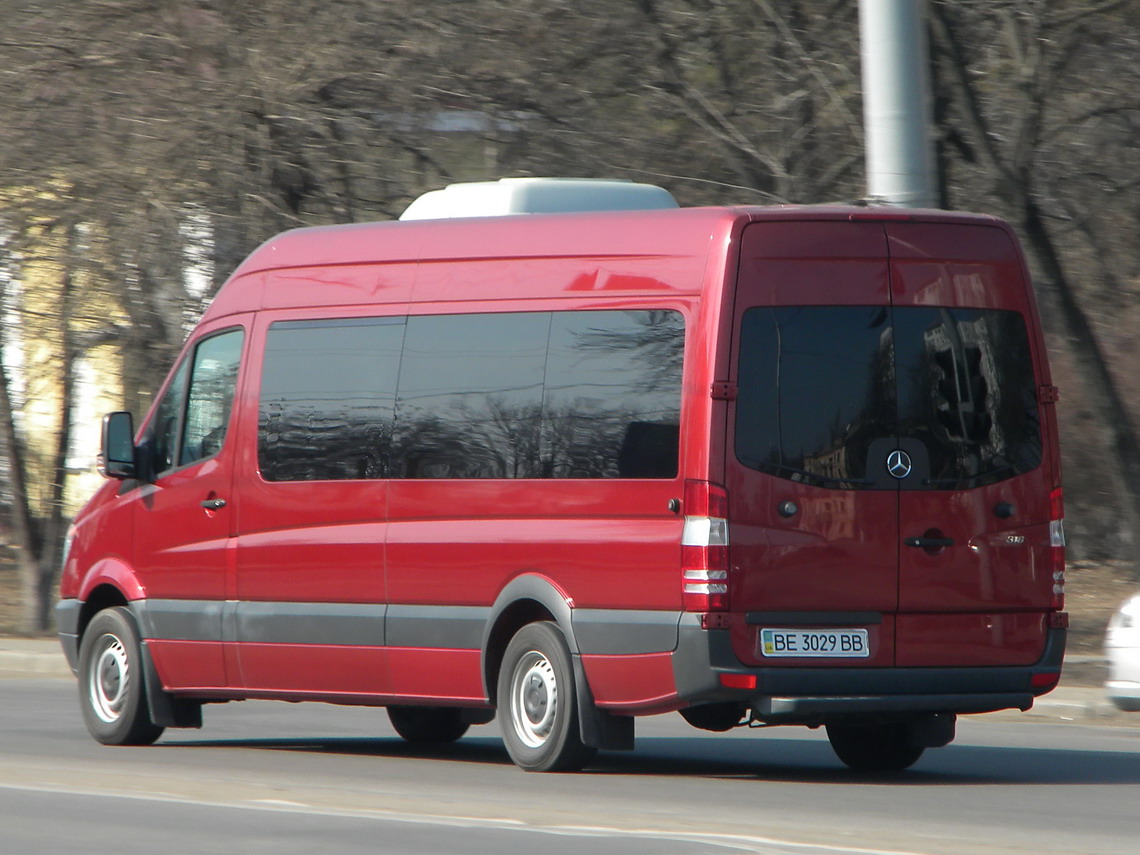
[99,412,136,479]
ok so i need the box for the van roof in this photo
[229,204,1004,279]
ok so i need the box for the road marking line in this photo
[0,781,935,855]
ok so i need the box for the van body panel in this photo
[144,640,229,692]
[260,263,417,311]
[386,483,684,610]
[581,652,678,711]
[385,649,486,702]
[234,644,389,696]
[894,612,1048,667]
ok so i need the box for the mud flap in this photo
[573,655,634,750]
[140,640,203,729]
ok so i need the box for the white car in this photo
[1105,592,1140,711]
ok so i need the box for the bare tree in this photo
[930,0,1140,563]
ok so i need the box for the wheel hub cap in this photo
[89,634,130,724]
[511,652,558,748]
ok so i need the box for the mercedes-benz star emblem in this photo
[886,449,913,480]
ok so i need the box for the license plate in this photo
[760,628,870,658]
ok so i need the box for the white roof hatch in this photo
[398,177,679,220]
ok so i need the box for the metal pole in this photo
[859,0,937,208]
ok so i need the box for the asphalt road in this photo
[2,678,1139,855]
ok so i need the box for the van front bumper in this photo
[672,615,1067,723]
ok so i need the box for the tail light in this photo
[1049,487,1066,610]
[681,480,729,611]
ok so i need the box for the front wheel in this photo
[497,622,596,772]
[826,721,924,772]
[77,607,164,746]
[387,706,470,744]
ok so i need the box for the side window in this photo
[544,310,683,478]
[258,318,404,481]
[392,313,549,479]
[149,328,244,477]
[150,358,191,475]
[178,329,245,467]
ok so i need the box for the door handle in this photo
[200,498,227,510]
[904,536,954,548]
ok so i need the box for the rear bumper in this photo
[673,616,1067,723]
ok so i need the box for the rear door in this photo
[888,222,1055,666]
[726,221,899,668]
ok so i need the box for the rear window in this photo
[735,306,1041,489]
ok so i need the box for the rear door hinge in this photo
[711,381,738,401]
[1037,385,1060,404]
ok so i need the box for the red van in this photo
[58,184,1066,772]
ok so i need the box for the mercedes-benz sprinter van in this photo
[58,181,1066,772]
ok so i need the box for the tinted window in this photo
[544,310,683,478]
[392,313,549,479]
[735,306,1040,489]
[259,318,404,481]
[256,309,684,482]
[148,328,243,476]
[180,330,244,466]
[894,307,1040,486]
[151,358,190,475]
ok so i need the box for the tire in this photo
[826,721,924,772]
[387,706,470,744]
[77,607,164,746]
[497,622,597,772]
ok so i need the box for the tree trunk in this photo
[0,344,42,634]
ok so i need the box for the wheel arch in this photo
[77,583,133,643]
[481,574,576,702]
[480,574,634,753]
[75,557,146,639]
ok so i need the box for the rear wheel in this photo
[826,721,924,772]
[387,706,470,744]
[498,622,596,772]
[77,607,164,746]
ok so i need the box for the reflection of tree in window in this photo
[391,313,548,480]
[180,330,244,466]
[735,306,891,487]
[151,358,189,475]
[544,311,683,479]
[896,308,1040,486]
[258,319,402,481]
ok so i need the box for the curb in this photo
[0,637,73,678]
